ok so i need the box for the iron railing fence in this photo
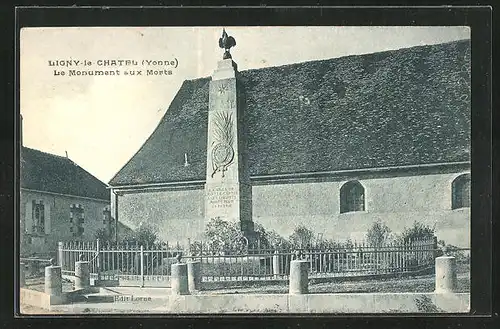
[55,236,457,286]
[186,237,439,281]
[59,240,184,286]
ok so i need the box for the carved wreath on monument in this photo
[211,111,235,178]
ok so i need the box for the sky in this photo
[20,26,470,184]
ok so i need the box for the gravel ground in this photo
[199,272,470,295]
[20,304,63,315]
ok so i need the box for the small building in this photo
[108,38,471,248]
[20,131,112,256]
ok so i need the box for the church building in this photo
[108,33,471,248]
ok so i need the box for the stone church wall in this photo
[116,171,470,248]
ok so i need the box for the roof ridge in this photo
[181,39,470,83]
[22,146,110,199]
[239,39,470,75]
[22,146,109,186]
[22,146,72,161]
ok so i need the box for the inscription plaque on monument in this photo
[206,186,238,209]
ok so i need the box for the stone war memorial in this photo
[204,29,254,237]
[19,25,474,315]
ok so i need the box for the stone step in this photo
[83,294,116,303]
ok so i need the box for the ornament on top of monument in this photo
[218,28,236,60]
[210,111,235,178]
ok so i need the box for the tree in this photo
[366,221,392,247]
[94,228,112,243]
[289,225,315,248]
[400,221,435,243]
[265,229,291,250]
[135,223,159,247]
[248,222,291,250]
[204,217,246,255]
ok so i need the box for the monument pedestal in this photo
[204,56,253,237]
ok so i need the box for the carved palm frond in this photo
[212,111,234,146]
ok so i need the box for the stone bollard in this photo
[435,256,457,293]
[289,260,309,294]
[75,255,90,290]
[187,261,201,293]
[272,251,281,279]
[171,255,189,295]
[19,263,26,287]
[45,263,62,297]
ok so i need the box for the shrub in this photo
[366,221,392,247]
[399,221,435,243]
[251,222,290,250]
[204,217,247,255]
[264,229,291,250]
[120,223,159,247]
[289,225,315,248]
[94,228,112,243]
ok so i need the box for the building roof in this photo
[21,147,109,201]
[109,39,471,186]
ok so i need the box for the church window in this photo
[340,181,365,213]
[452,173,470,209]
[25,200,50,234]
[70,204,85,237]
[32,201,45,234]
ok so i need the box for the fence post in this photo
[140,245,144,288]
[289,259,308,294]
[96,239,101,283]
[58,241,64,268]
[435,255,457,293]
[402,240,407,272]
[171,255,189,295]
[272,250,280,278]
[75,254,90,290]
[45,259,62,298]
[187,260,201,293]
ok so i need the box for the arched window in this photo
[340,181,365,213]
[452,173,471,209]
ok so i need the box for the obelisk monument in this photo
[204,29,254,237]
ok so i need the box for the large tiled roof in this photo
[109,39,471,186]
[21,147,109,200]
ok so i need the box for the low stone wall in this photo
[20,288,67,310]
[165,292,470,313]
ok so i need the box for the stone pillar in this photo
[171,263,189,295]
[289,260,309,294]
[19,263,26,287]
[187,261,202,292]
[45,265,62,296]
[273,251,281,278]
[204,57,253,237]
[75,259,90,290]
[435,256,457,293]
